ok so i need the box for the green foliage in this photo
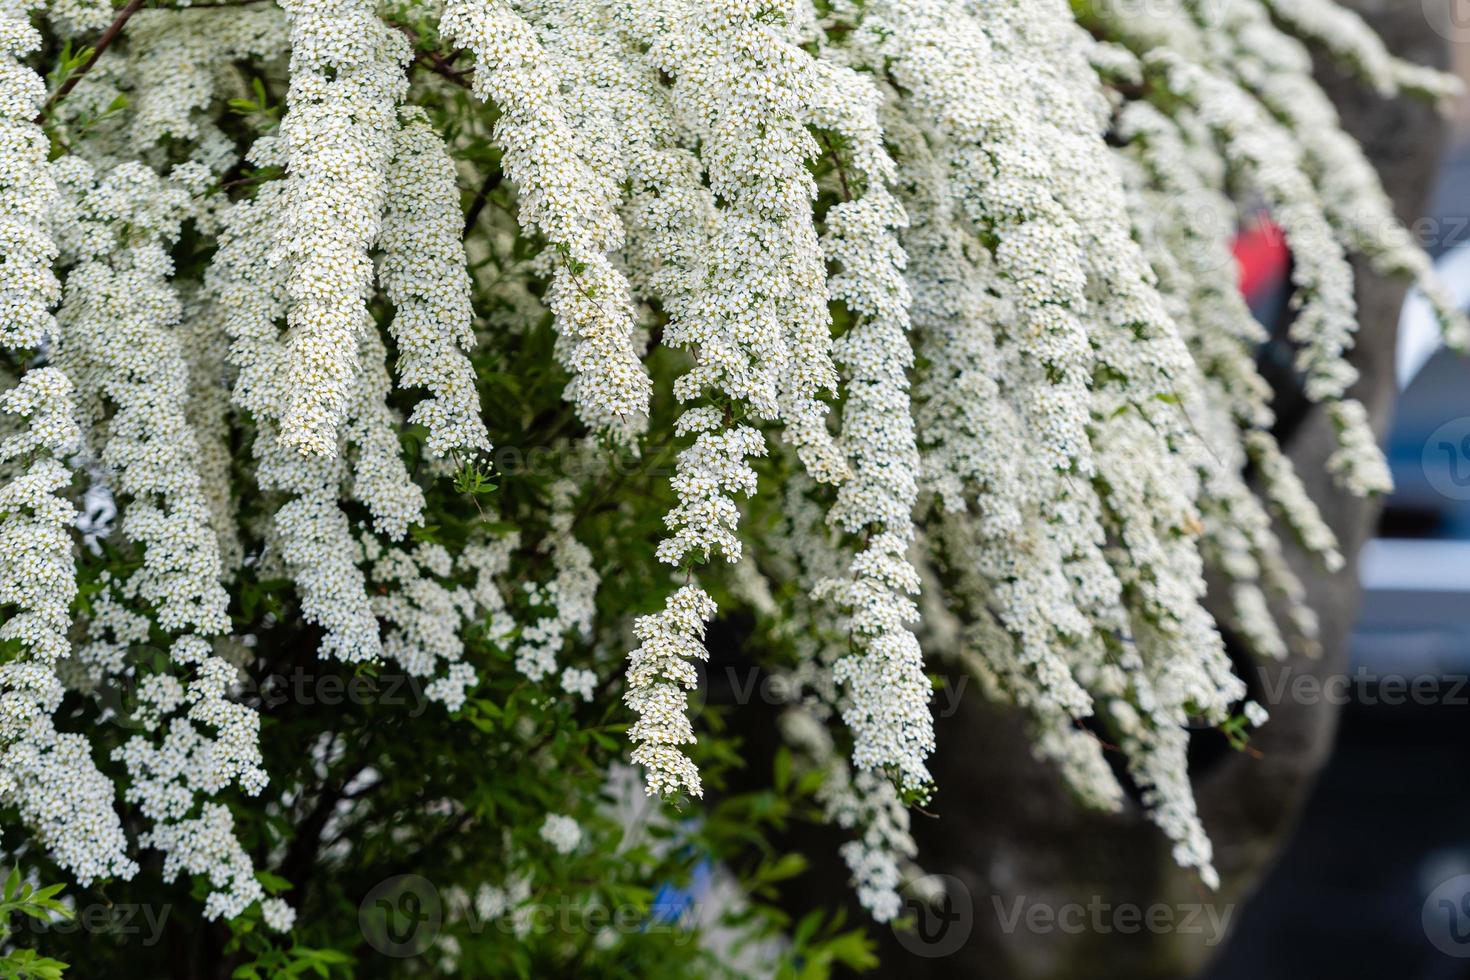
[0,870,70,980]
[227,77,284,128]
[230,944,354,980]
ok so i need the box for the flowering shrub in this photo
[0,0,1458,974]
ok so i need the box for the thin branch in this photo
[817,131,853,203]
[36,0,147,124]
[462,169,502,238]
[390,21,474,90]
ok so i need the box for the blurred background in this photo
[1206,11,1470,980]
[817,6,1470,978]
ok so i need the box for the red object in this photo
[1232,217,1289,303]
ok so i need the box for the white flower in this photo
[560,667,596,702]
[539,812,582,854]
[0,0,60,354]
[513,481,597,682]
[0,371,80,665]
[379,109,492,460]
[274,0,408,457]
[625,584,716,798]
[0,665,139,886]
[261,897,297,932]
[441,0,651,442]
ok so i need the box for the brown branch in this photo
[277,762,370,898]
[37,0,147,124]
[817,131,853,203]
[390,22,474,90]
[462,169,503,238]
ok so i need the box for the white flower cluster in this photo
[113,637,273,921]
[342,322,426,540]
[52,159,231,635]
[1115,97,1328,659]
[1259,0,1463,101]
[126,8,287,163]
[472,874,534,939]
[143,802,268,922]
[441,0,651,441]
[780,707,919,923]
[538,812,581,854]
[40,157,283,918]
[1149,55,1359,397]
[653,0,845,483]
[863,0,1095,476]
[0,663,139,886]
[379,109,491,460]
[0,5,140,887]
[0,0,58,353]
[1215,3,1468,353]
[813,54,933,796]
[210,141,380,663]
[513,480,597,682]
[0,371,79,663]
[623,414,763,796]
[655,412,764,567]
[762,481,932,921]
[618,0,856,799]
[275,0,408,457]
[0,0,1452,931]
[459,531,521,648]
[624,584,716,798]
[560,666,596,702]
[1104,0,1455,496]
[366,538,475,707]
[43,0,106,35]
[816,536,933,793]
[897,111,1102,738]
[114,636,267,797]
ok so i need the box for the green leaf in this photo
[773,747,793,793]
